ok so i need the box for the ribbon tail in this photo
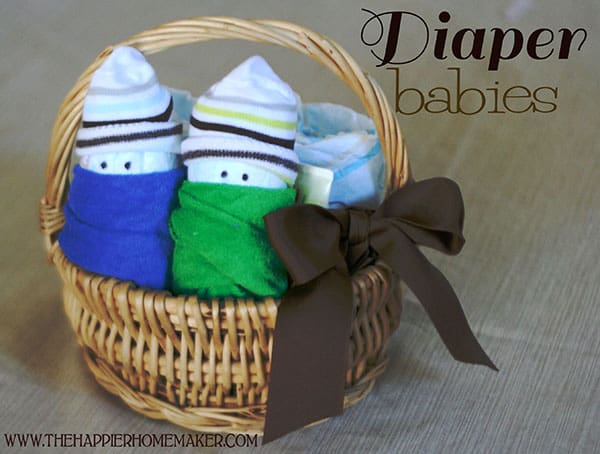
[380,235,498,371]
[263,269,354,443]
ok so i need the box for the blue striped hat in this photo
[75,46,181,157]
[180,56,299,186]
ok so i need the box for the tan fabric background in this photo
[1,1,598,452]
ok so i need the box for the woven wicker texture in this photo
[39,17,409,433]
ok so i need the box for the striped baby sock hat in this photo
[75,46,182,158]
[180,55,300,186]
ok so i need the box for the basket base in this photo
[56,247,400,436]
[82,346,387,435]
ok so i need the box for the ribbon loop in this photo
[376,177,465,254]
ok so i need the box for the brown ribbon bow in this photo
[262,177,498,443]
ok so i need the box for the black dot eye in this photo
[124,161,131,170]
[100,161,107,169]
[221,170,228,178]
[242,173,249,181]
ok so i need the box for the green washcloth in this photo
[169,181,296,298]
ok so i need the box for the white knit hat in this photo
[180,55,299,186]
[75,46,181,157]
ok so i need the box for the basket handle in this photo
[39,16,409,254]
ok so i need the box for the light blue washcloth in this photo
[166,86,195,138]
[295,102,386,209]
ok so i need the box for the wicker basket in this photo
[39,17,410,434]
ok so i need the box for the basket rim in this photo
[54,245,394,332]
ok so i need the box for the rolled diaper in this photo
[170,55,299,299]
[59,46,184,289]
[295,102,386,209]
[59,165,185,289]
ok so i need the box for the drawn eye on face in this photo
[83,151,175,174]
[113,152,140,174]
[185,159,286,188]
[218,169,249,183]
[85,154,115,173]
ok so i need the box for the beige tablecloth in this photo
[1,1,598,452]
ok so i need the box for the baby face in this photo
[81,151,177,174]
[186,159,287,189]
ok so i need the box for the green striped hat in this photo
[180,56,299,185]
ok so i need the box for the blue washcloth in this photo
[58,165,185,289]
[295,103,386,209]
